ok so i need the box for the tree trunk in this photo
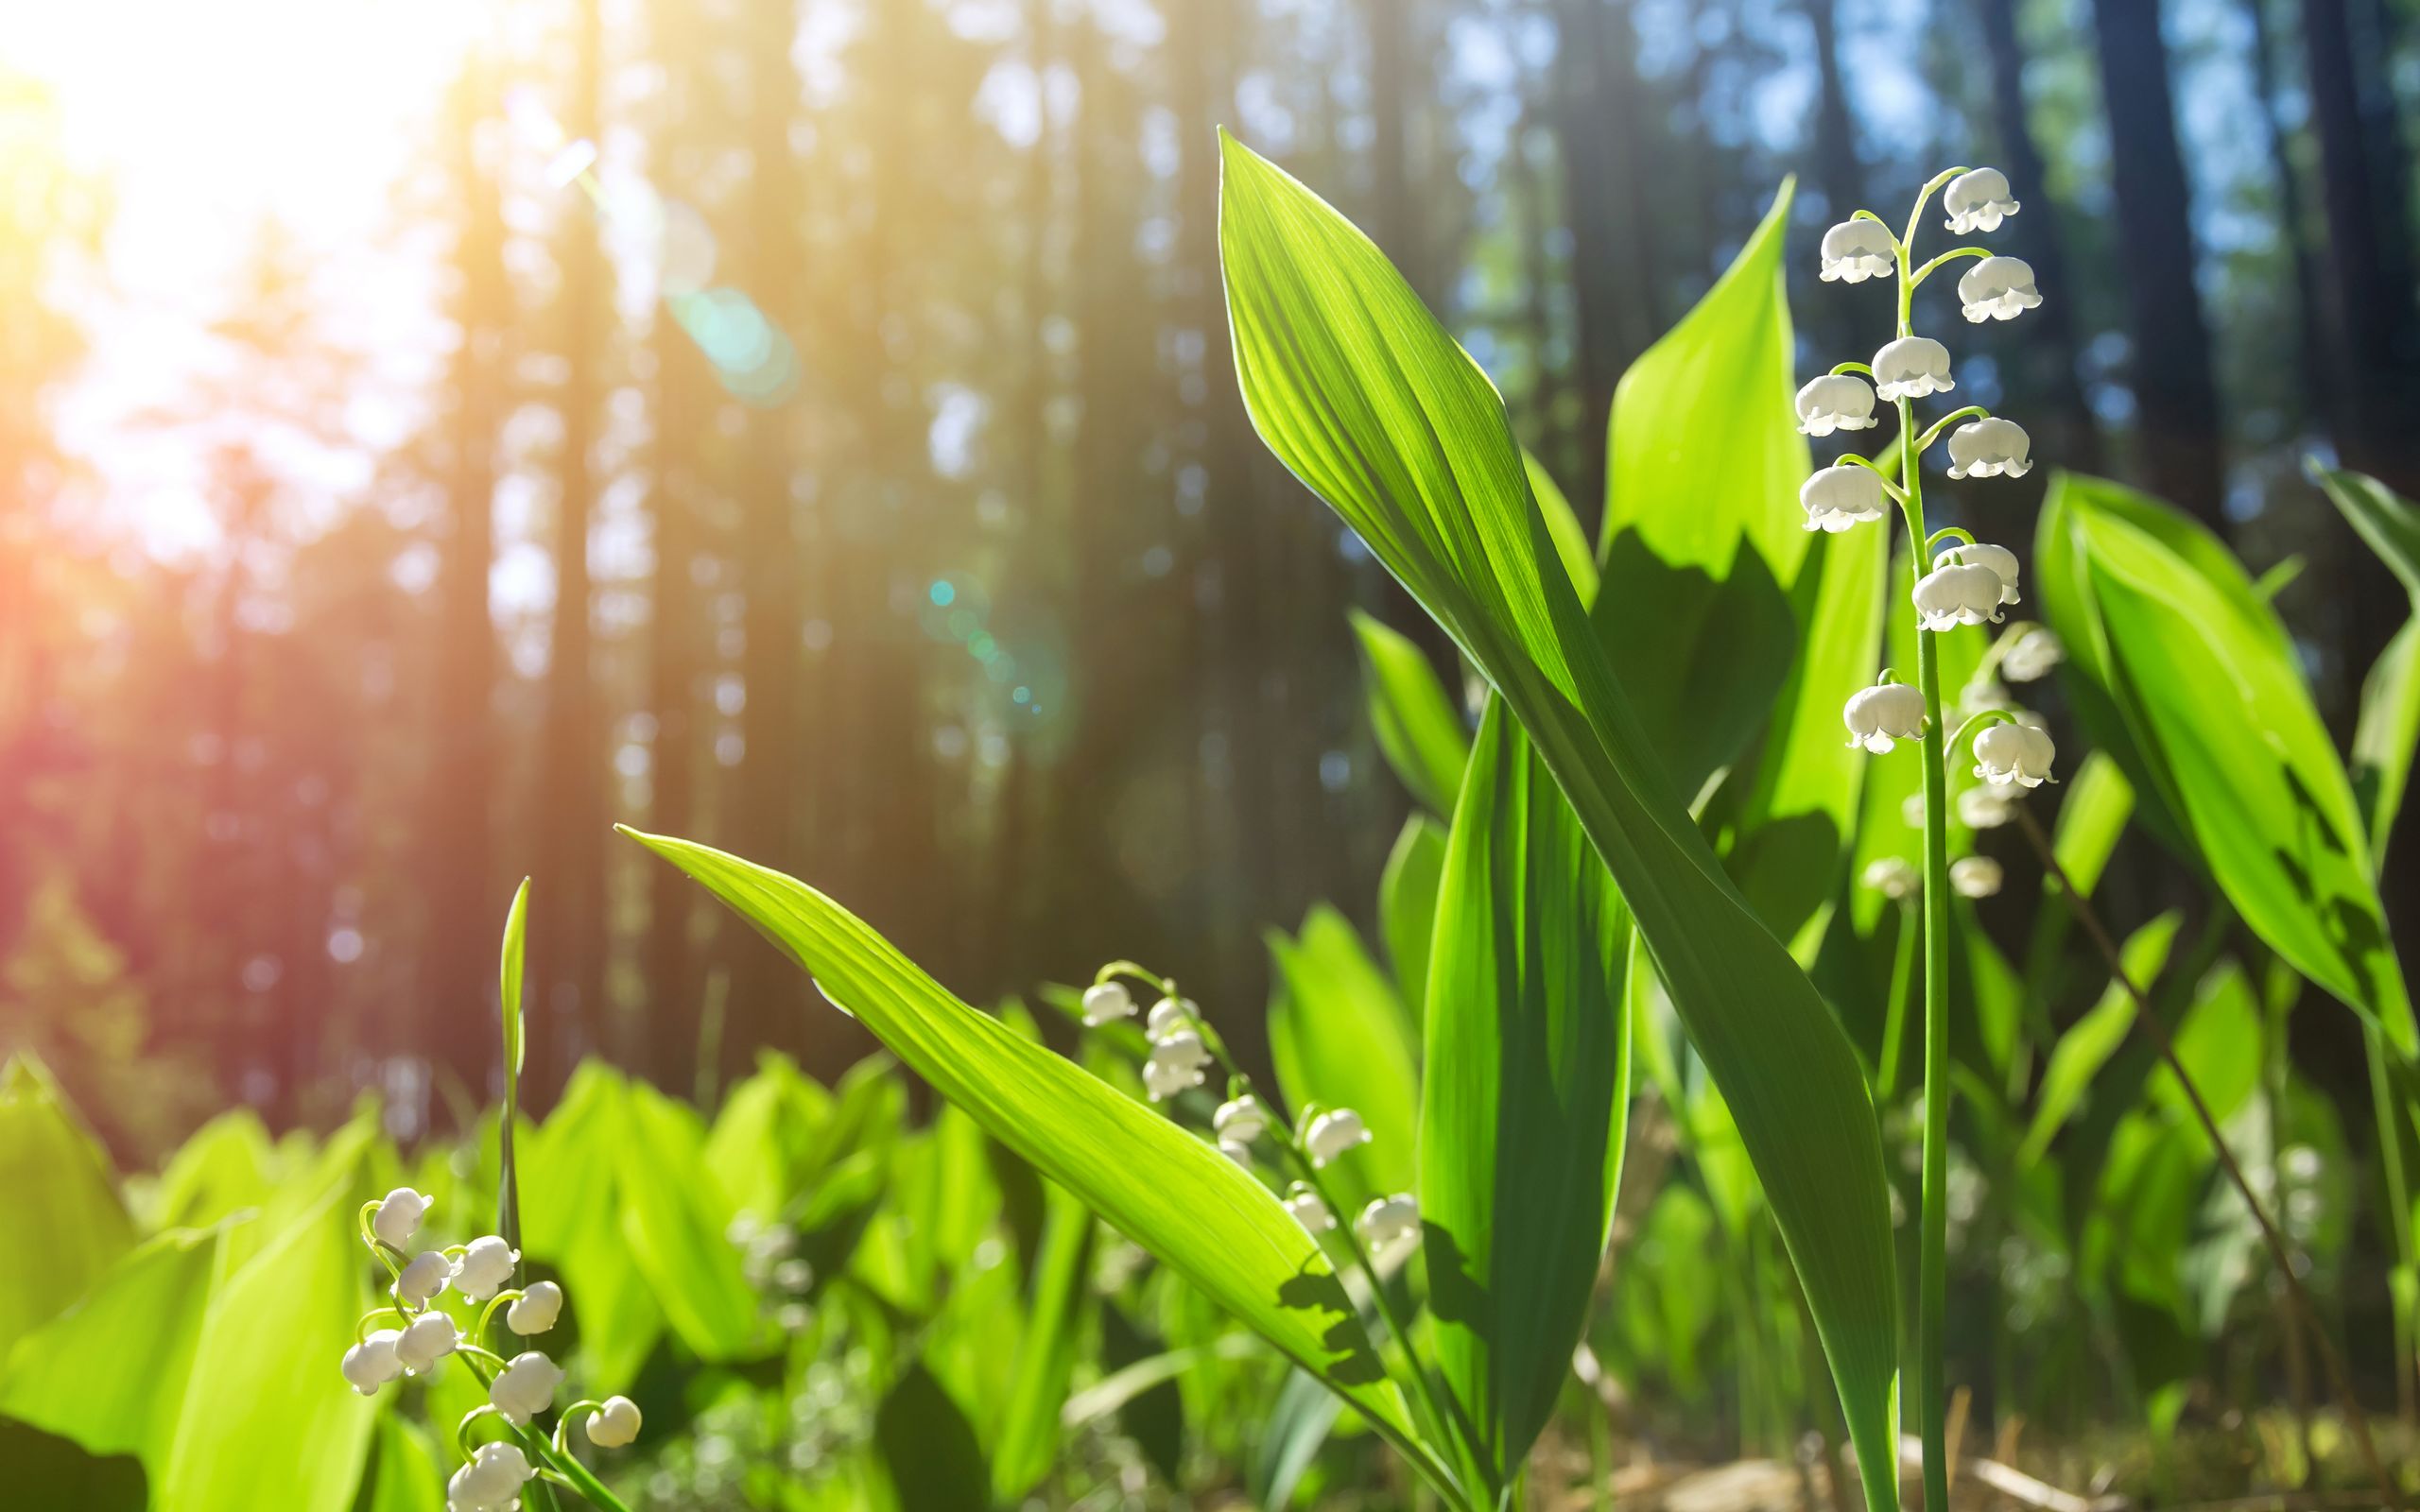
[2088,0,2226,527]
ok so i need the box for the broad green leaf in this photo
[1524,453,1598,603]
[2017,912,2182,1167]
[1266,904,1422,1199]
[992,1185,1096,1501]
[0,1058,135,1359]
[618,1078,762,1357]
[359,1417,447,1512]
[2041,474,2415,1057]
[621,828,1448,1490]
[522,1065,665,1392]
[144,1110,279,1230]
[0,1419,145,1512]
[877,1364,994,1512]
[1352,610,1469,817]
[1421,700,1632,1490]
[706,1051,837,1222]
[158,1181,376,1512]
[2355,622,2420,863]
[1219,132,1899,1508]
[2319,467,2420,598]
[2051,753,2135,900]
[1378,813,1448,1011]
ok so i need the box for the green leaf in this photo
[1352,610,1470,817]
[0,1418,145,1512]
[1219,131,1899,1509]
[1420,700,1632,1489]
[991,1185,1096,1501]
[359,1417,448,1512]
[500,878,529,1082]
[1266,904,1422,1199]
[877,1364,994,1512]
[2318,469,2420,862]
[2041,473,2415,1057]
[1378,813,1449,1011]
[1523,452,1598,604]
[522,1065,665,1393]
[616,1078,763,1358]
[2318,466,2420,598]
[706,1051,838,1222]
[143,1110,279,1231]
[2051,752,2135,901]
[0,1058,135,1360]
[619,828,1449,1493]
[2016,912,2182,1167]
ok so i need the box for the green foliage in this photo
[1352,610,1470,817]
[1218,129,1900,1509]
[1377,813,1449,1011]
[0,1057,135,1360]
[2319,469,2420,859]
[1265,904,1421,1197]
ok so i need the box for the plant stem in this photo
[2013,806,2406,1511]
[2366,1024,2419,1423]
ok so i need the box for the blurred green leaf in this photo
[705,1051,837,1223]
[1266,905,1422,1199]
[2052,753,2135,900]
[1352,610,1469,817]
[2319,470,2420,861]
[0,1057,135,1359]
[1219,131,1899,1510]
[142,1110,279,1231]
[1377,813,1448,1012]
[1420,701,1631,1490]
[617,1078,762,1358]
[2319,466,2420,598]
[0,1418,146,1512]
[622,827,1451,1493]
[992,1185,1096,1501]
[359,1417,447,1512]
[877,1364,994,1512]
[2017,912,2182,1167]
[523,1065,665,1393]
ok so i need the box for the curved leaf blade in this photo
[1353,610,1470,817]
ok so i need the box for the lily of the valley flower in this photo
[455,1235,520,1302]
[1819,218,1896,283]
[1802,465,1889,534]
[1147,995,1198,1040]
[1214,1094,1268,1143]
[1912,558,2008,629]
[1936,542,2021,605]
[1080,981,1135,1025]
[1958,782,2020,829]
[1304,1108,1371,1166]
[587,1395,644,1449]
[1842,679,1928,753]
[489,1349,566,1427]
[1943,168,2019,233]
[371,1187,432,1250]
[1873,336,1954,401]
[1957,256,2041,322]
[340,1330,404,1396]
[1945,418,2032,479]
[1950,855,2005,898]
[394,1249,453,1308]
[506,1280,562,1335]
[1357,1194,1420,1254]
[1283,1182,1337,1232]
[1863,857,1918,900]
[1973,721,2057,788]
[394,1311,459,1374]
[1999,626,2064,682]
[1143,1030,1211,1101]
[1219,1139,1253,1168]
[446,1443,536,1512]
[1795,374,1879,436]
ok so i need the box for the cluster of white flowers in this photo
[343,1187,641,1509]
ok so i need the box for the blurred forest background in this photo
[4,0,2418,1160]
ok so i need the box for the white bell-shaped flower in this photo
[447,1442,536,1511]
[489,1349,566,1427]
[371,1187,432,1250]
[1912,558,2007,629]
[394,1311,459,1374]
[340,1330,404,1396]
[1796,374,1879,437]
[1842,680,1927,753]
[1945,418,2032,480]
[1802,465,1888,534]
[1219,1138,1253,1168]
[1357,1194,1421,1255]
[1973,721,2056,788]
[1820,218,1895,283]
[1862,857,1917,900]
[1213,1094,1268,1144]
[1958,782,2019,830]
[1950,855,2004,898]
[1080,981,1135,1026]
[1146,995,1197,1040]
[1143,1030,1210,1101]
[1873,336,1955,401]
[1957,677,2014,721]
[1934,542,2022,606]
[454,1235,520,1302]
[506,1280,562,1335]
[1957,256,2041,321]
[587,1395,644,1449]
[1943,167,2020,233]
[1304,1108,1371,1166]
[394,1249,453,1308]
[1999,626,2063,682]
[1283,1182,1337,1233]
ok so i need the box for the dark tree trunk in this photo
[1805,0,1861,225]
[2245,0,2331,421]
[2088,0,2226,527]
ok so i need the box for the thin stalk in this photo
[2365,1025,2419,1424]
[1876,900,1918,1098]
[2013,806,2406,1511]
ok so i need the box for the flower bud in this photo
[1950,855,2004,898]
[447,1442,536,1510]
[1862,857,1917,900]
[1841,680,1927,754]
[1999,627,2063,682]
[1219,1138,1253,1168]
[394,1311,459,1374]
[1932,542,2022,605]
[1146,995,1197,1040]
[1304,1108,1371,1166]
[1945,418,2032,480]
[587,1395,644,1449]
[1213,1094,1269,1144]
[1357,1194,1420,1255]
[1973,721,2056,788]
[506,1280,562,1335]
[1958,782,2019,829]
[1080,981,1135,1026]
[339,1330,403,1396]
[393,1249,453,1308]
[1143,1031,1211,1102]
[454,1235,520,1302]
[1943,167,2020,233]
[1957,255,2041,321]
[1801,465,1888,534]
[1795,374,1879,437]
[1283,1182,1337,1232]
[1819,218,1895,284]
[1873,336,1954,401]
[1911,558,2007,630]
[370,1188,432,1250]
[489,1349,566,1426]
